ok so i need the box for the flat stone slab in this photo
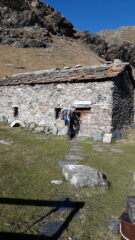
[86,141,93,144]
[70,145,84,149]
[108,218,120,232]
[69,151,84,156]
[0,139,13,145]
[70,148,84,154]
[111,147,124,153]
[69,148,84,155]
[65,154,84,161]
[35,136,48,140]
[62,164,108,187]
[55,197,73,213]
[103,133,112,143]
[39,221,64,237]
[50,180,63,185]
[93,146,104,152]
[73,234,81,239]
[58,160,79,168]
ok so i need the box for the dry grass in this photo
[1,124,135,239]
[0,36,104,79]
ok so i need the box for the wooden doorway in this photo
[75,108,91,136]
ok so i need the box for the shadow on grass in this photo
[0,197,85,240]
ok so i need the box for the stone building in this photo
[0,61,134,137]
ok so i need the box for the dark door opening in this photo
[13,107,19,117]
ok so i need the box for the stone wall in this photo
[0,80,114,136]
[112,71,134,130]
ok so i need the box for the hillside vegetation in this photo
[0,36,104,79]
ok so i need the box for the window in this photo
[55,108,61,119]
[13,107,19,117]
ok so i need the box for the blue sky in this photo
[42,0,135,33]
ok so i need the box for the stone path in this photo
[92,145,104,152]
[51,138,86,186]
[58,138,86,169]
[35,136,48,140]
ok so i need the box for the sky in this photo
[43,0,135,33]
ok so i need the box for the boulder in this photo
[28,122,36,130]
[62,164,108,187]
[24,121,31,129]
[34,126,44,133]
[112,129,122,141]
[10,120,25,127]
[0,116,8,123]
[56,120,68,136]
[49,124,58,135]
[44,126,51,134]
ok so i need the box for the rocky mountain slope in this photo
[0,36,104,79]
[0,0,75,47]
[98,26,135,46]
[0,0,134,77]
[98,26,135,68]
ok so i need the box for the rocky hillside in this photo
[0,0,105,79]
[80,28,135,69]
[0,36,104,79]
[0,0,75,47]
[97,27,135,68]
[98,26,135,46]
[0,0,135,77]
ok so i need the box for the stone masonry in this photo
[0,61,134,137]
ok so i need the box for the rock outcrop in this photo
[78,31,108,59]
[0,0,75,47]
[78,31,135,68]
[104,41,135,68]
[97,27,135,68]
[98,26,135,46]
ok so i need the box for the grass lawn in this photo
[0,123,135,239]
